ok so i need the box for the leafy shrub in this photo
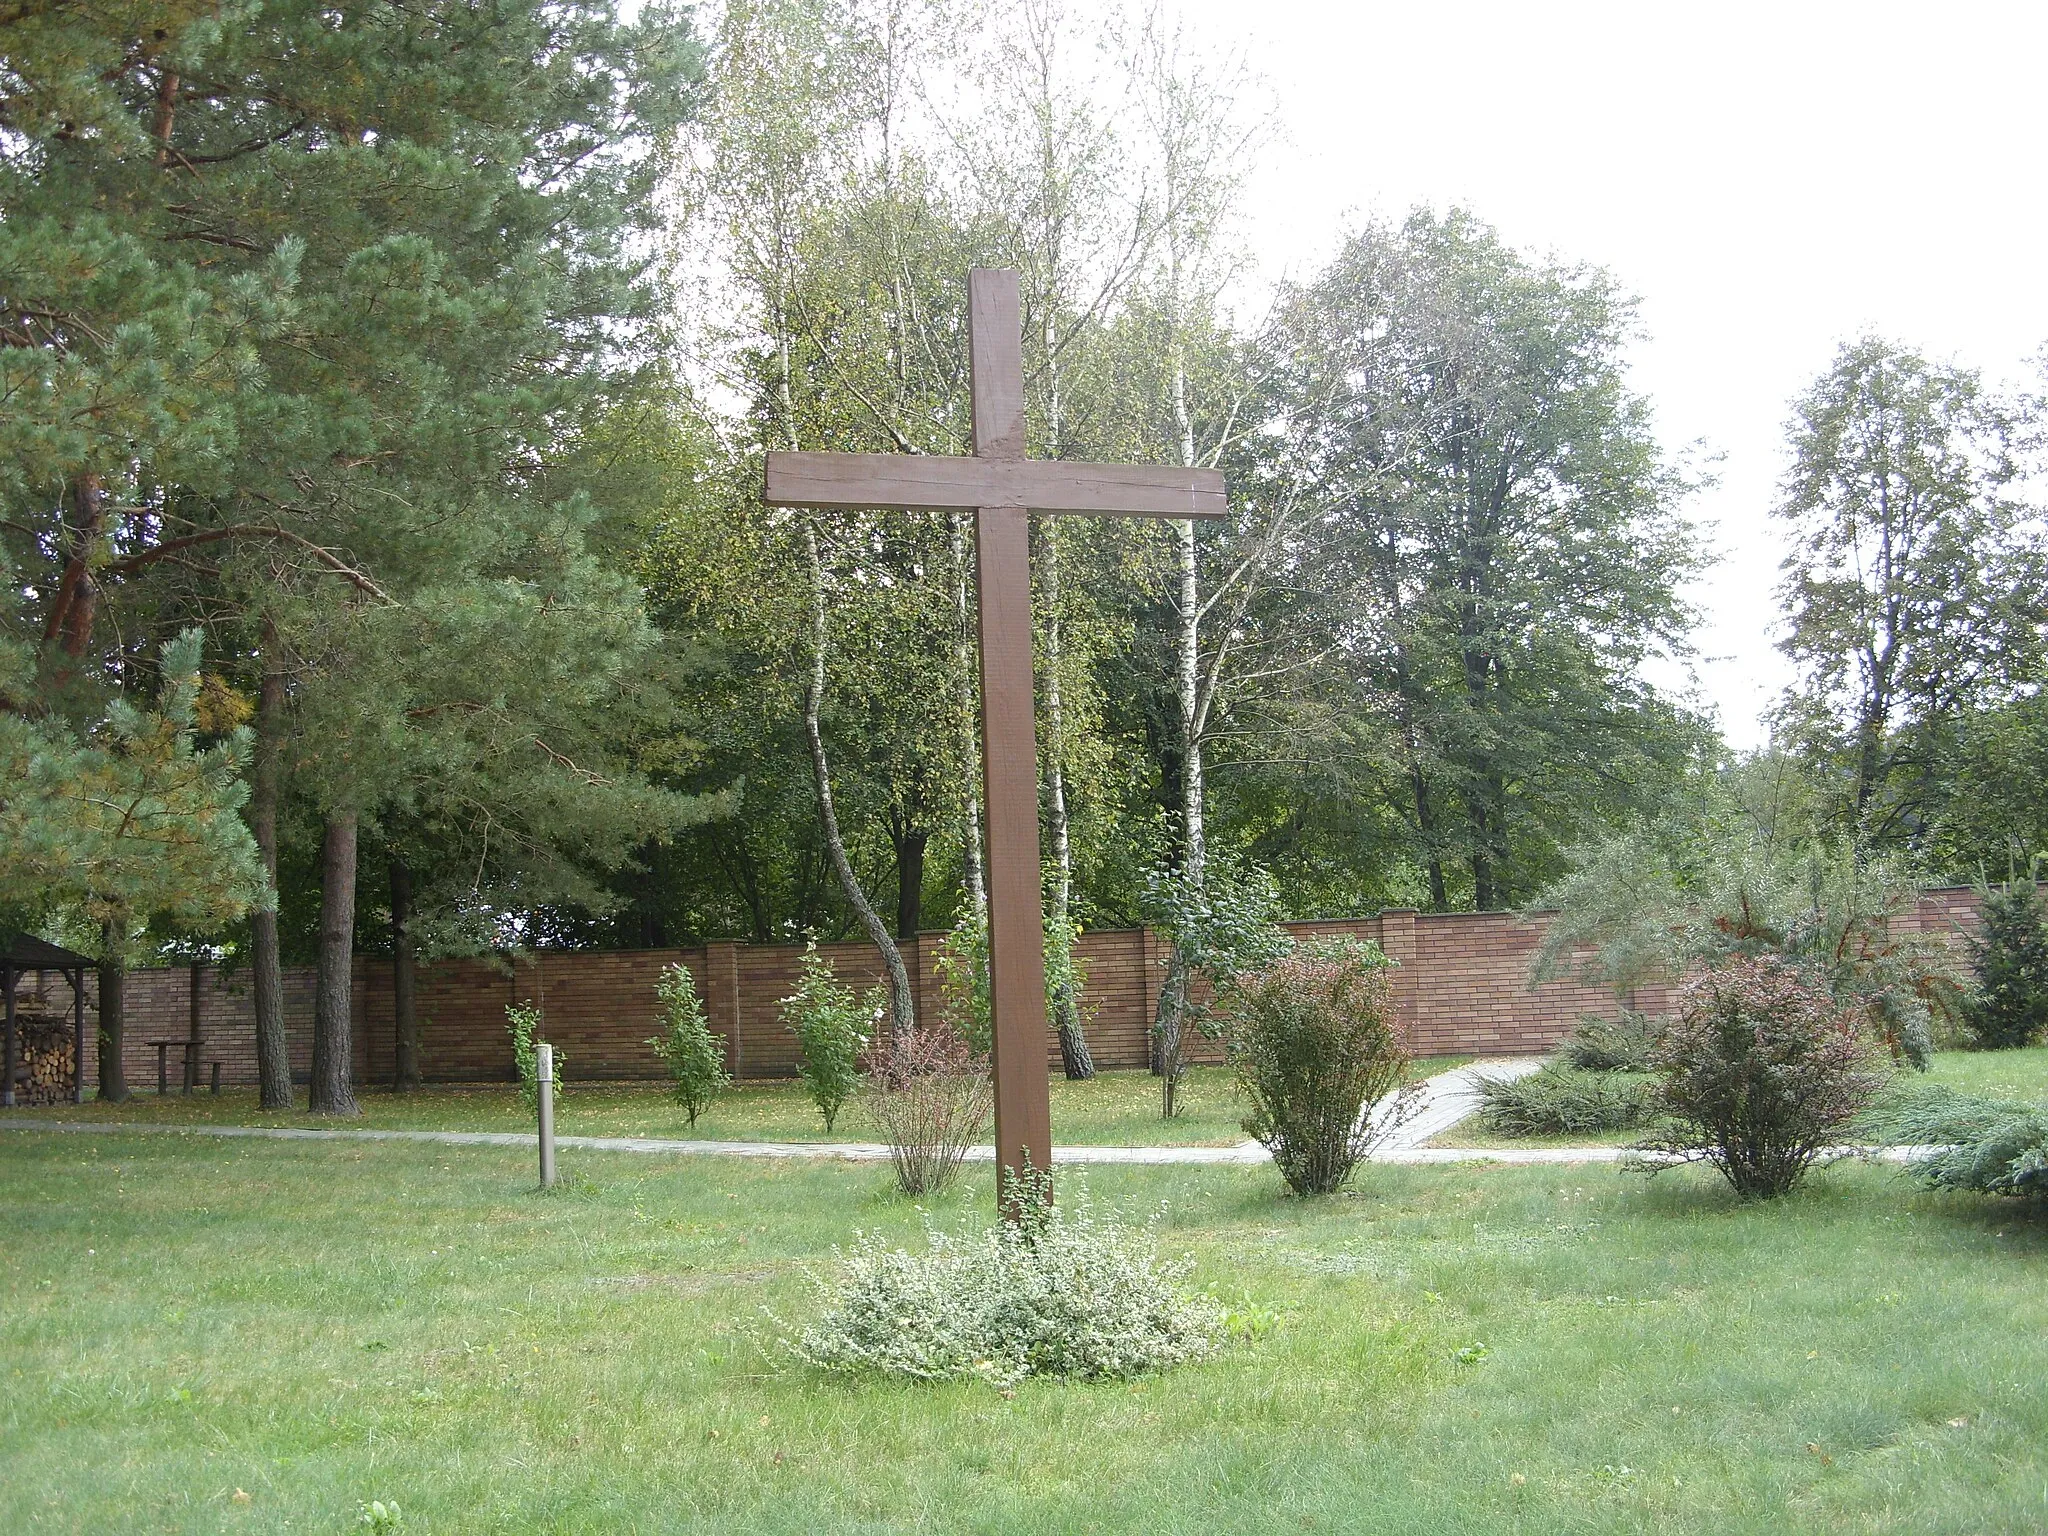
[1226,938,1416,1195]
[787,1176,1224,1386]
[1633,955,1890,1199]
[781,942,875,1133]
[862,1021,991,1195]
[1962,879,2048,1050]
[1143,854,1292,1117]
[1475,1063,1658,1137]
[647,963,730,1128]
[932,910,992,1056]
[1560,1010,1661,1072]
[505,1003,561,1110]
[1884,1086,2048,1199]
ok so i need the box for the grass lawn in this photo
[1431,1048,2048,1150]
[10,1058,1475,1149]
[3,1128,2045,1534]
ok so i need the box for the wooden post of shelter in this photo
[764,268,1228,1207]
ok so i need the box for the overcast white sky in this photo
[1170,0,2048,748]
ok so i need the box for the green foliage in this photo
[1475,1064,1658,1137]
[933,910,992,1056]
[1535,796,1962,1068]
[1963,880,2048,1050]
[1266,207,1710,912]
[786,1179,1225,1386]
[0,630,266,938]
[1225,938,1413,1195]
[1884,1086,2048,1200]
[647,964,730,1127]
[1634,956,1891,1200]
[1559,1011,1661,1073]
[2,0,712,961]
[506,1004,560,1112]
[1771,337,2046,850]
[1142,855,1293,987]
[355,1501,404,1533]
[780,943,874,1133]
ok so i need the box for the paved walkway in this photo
[0,1060,1928,1168]
[0,1060,1579,1166]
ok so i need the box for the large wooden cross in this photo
[765,268,1226,1194]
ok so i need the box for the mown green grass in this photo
[14,1058,1474,1149]
[1921,1044,2048,1103]
[3,1127,2044,1534]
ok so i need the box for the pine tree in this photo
[1965,880,2048,1050]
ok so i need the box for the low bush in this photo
[787,1176,1224,1386]
[862,1022,991,1196]
[1227,938,1415,1195]
[781,943,875,1133]
[1633,955,1890,1200]
[1474,1063,1658,1137]
[1559,1010,1661,1072]
[506,1003,562,1110]
[647,963,730,1128]
[1882,1085,2048,1200]
[1963,879,2048,1050]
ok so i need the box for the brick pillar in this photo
[1379,909,1419,1046]
[704,941,741,1078]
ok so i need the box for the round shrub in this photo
[1475,1062,1658,1137]
[787,1182,1224,1386]
[1227,938,1413,1195]
[1636,955,1891,1200]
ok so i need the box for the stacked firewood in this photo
[11,1013,77,1105]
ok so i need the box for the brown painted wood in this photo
[975,503,1053,1187]
[764,452,1226,518]
[758,266,1231,1210]
[970,268,1027,460]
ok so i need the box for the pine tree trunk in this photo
[309,811,359,1116]
[95,920,128,1103]
[249,644,292,1108]
[391,856,419,1091]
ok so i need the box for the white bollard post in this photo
[537,1042,557,1190]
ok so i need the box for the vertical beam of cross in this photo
[762,266,1226,1214]
[965,270,1054,1192]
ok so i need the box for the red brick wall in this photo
[68,888,1984,1091]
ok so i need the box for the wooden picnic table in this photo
[144,1039,221,1096]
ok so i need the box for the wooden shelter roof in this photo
[0,934,93,971]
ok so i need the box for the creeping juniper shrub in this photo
[1883,1085,2048,1200]
[787,1173,1225,1386]
[1475,1062,1658,1137]
[1560,1010,1661,1072]
[1632,955,1890,1199]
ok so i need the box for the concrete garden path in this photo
[1,1059,1614,1165]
